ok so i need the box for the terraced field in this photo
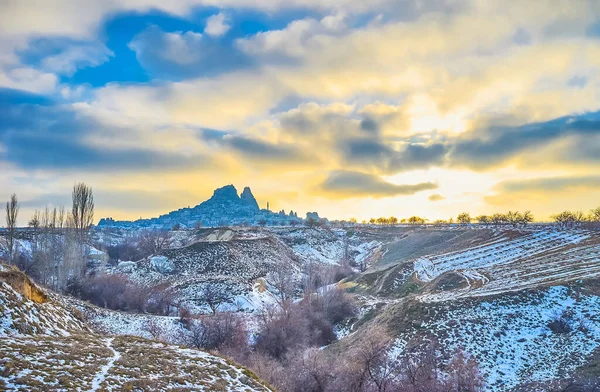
[413,230,600,302]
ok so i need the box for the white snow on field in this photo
[403,286,600,391]
[282,228,381,266]
[75,305,186,341]
[413,230,600,302]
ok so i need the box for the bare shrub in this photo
[181,313,248,354]
[548,309,575,334]
[254,303,310,359]
[144,318,164,341]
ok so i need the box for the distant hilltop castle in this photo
[98,184,321,229]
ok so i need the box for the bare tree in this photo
[199,283,232,314]
[67,183,94,282]
[475,215,490,226]
[267,263,297,314]
[520,210,534,226]
[552,210,586,228]
[72,182,94,237]
[138,229,171,256]
[351,325,396,392]
[408,216,425,225]
[491,213,507,226]
[591,206,600,222]
[5,193,19,263]
[457,212,471,224]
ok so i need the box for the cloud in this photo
[40,42,113,76]
[428,193,445,201]
[19,188,200,214]
[339,138,448,173]
[87,71,284,130]
[278,102,356,135]
[0,67,57,94]
[496,175,600,193]
[223,135,308,162]
[0,97,204,171]
[205,13,231,37]
[484,174,600,216]
[198,131,316,166]
[318,170,437,198]
[129,26,251,78]
[449,111,600,170]
[236,14,347,61]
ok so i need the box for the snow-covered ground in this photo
[0,335,273,391]
[413,230,600,302]
[0,281,88,337]
[390,285,600,391]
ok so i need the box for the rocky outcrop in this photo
[98,184,312,229]
[240,186,260,211]
[0,265,47,304]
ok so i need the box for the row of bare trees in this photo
[551,207,600,228]
[2,183,95,291]
[368,216,427,225]
[360,206,600,229]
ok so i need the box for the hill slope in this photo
[0,264,272,391]
[342,228,600,391]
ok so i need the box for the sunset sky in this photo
[1,0,600,224]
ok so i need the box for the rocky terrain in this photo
[97,226,381,313]
[98,184,312,229]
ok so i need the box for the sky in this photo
[1,0,600,225]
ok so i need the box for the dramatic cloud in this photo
[339,138,448,173]
[0,92,204,171]
[449,112,600,170]
[2,0,600,221]
[319,171,437,198]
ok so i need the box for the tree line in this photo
[3,183,95,291]
[352,206,600,229]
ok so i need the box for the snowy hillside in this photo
[1,335,272,391]
[0,266,89,337]
[413,230,600,302]
[341,227,600,391]
[0,263,273,391]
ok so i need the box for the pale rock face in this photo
[150,256,174,274]
[117,261,137,272]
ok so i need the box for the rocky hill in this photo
[98,184,309,229]
[107,226,382,313]
[0,263,273,391]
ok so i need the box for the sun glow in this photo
[407,94,468,134]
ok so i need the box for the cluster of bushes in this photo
[254,288,357,359]
[547,308,590,334]
[104,229,172,264]
[67,274,177,315]
[172,287,484,391]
